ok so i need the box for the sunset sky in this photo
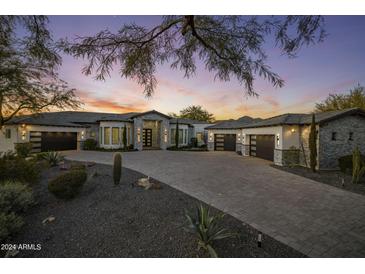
[49,16,365,119]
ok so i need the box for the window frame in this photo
[349,132,354,141]
[112,127,119,145]
[331,132,337,141]
[5,128,11,139]
[104,127,111,145]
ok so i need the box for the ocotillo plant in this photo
[113,153,122,185]
[309,113,317,172]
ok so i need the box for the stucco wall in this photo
[0,125,19,152]
[318,115,365,169]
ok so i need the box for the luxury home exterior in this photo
[206,108,365,170]
[0,110,212,153]
[2,108,365,170]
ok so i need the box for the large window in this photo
[112,127,119,144]
[104,127,110,145]
[170,129,184,144]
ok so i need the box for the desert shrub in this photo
[339,154,365,174]
[0,150,17,160]
[48,170,87,199]
[0,181,33,242]
[70,163,86,171]
[113,153,122,185]
[0,157,40,184]
[185,204,235,257]
[0,181,34,214]
[42,151,64,166]
[83,138,97,150]
[15,142,33,158]
[0,212,24,243]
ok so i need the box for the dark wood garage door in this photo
[250,135,275,161]
[41,132,77,151]
[214,134,236,151]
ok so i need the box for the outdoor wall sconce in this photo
[237,133,241,142]
[137,128,141,142]
[21,123,26,128]
[276,133,280,146]
[164,128,168,143]
[291,128,296,133]
[209,132,213,142]
[21,130,26,141]
[81,131,85,140]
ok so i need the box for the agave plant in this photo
[185,204,235,257]
[42,151,64,167]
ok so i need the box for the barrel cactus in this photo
[113,153,122,185]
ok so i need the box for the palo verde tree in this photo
[175,119,179,149]
[315,85,365,112]
[172,105,214,122]
[60,16,325,98]
[309,113,317,172]
[0,16,80,129]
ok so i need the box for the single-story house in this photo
[206,108,365,170]
[0,110,213,153]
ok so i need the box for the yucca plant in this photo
[42,151,64,167]
[352,147,365,184]
[185,204,235,257]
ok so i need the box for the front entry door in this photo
[143,128,152,147]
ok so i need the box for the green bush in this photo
[352,147,365,184]
[0,157,40,184]
[48,170,87,199]
[41,151,64,166]
[0,181,33,242]
[0,181,34,214]
[83,138,97,150]
[339,154,365,174]
[15,142,33,158]
[0,212,24,243]
[113,153,122,185]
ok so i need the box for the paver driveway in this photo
[64,150,365,257]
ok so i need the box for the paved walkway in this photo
[64,150,365,257]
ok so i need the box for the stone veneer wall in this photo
[318,115,365,170]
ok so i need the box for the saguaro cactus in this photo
[113,153,122,185]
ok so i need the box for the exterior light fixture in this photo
[21,130,26,141]
[21,123,26,128]
[291,128,295,133]
[276,133,280,146]
[237,133,241,142]
[137,128,141,142]
[209,132,213,142]
[81,131,85,140]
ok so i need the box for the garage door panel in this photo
[41,132,77,151]
[214,134,236,151]
[250,135,274,161]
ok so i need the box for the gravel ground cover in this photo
[7,162,305,258]
[272,165,365,196]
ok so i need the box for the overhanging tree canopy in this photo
[0,16,80,129]
[60,16,325,97]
